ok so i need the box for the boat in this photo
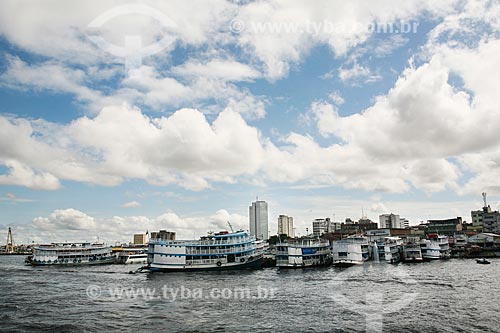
[332,236,369,267]
[383,237,403,264]
[147,230,263,272]
[275,238,332,268]
[420,234,451,260]
[402,243,423,263]
[115,246,148,264]
[26,242,115,266]
[476,258,491,265]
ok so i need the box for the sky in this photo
[0,0,499,244]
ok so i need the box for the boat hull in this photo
[148,257,263,272]
[278,257,332,269]
[28,257,116,266]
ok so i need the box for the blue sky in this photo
[0,0,499,243]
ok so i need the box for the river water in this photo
[1,256,499,332]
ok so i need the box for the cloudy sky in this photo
[0,0,499,244]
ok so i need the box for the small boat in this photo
[476,258,491,265]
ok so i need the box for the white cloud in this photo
[16,208,249,243]
[338,63,382,85]
[0,105,265,191]
[0,160,60,190]
[121,201,141,208]
[171,59,260,81]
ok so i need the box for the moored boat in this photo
[147,230,263,272]
[276,238,332,268]
[26,242,115,266]
[332,236,369,267]
[402,243,423,263]
[420,234,451,260]
[116,246,148,264]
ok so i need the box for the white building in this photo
[249,200,269,240]
[277,215,294,237]
[312,218,341,236]
[379,214,409,229]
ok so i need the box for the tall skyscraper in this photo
[278,215,294,237]
[249,200,269,240]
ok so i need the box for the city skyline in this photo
[0,1,499,244]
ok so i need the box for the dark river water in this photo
[1,255,499,332]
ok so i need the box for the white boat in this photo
[420,234,451,260]
[332,236,369,266]
[402,243,423,263]
[384,237,403,264]
[147,230,263,272]
[26,242,115,266]
[116,247,148,264]
[276,238,332,268]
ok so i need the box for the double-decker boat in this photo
[420,234,451,260]
[275,238,332,268]
[25,242,115,266]
[402,243,423,263]
[384,237,403,264]
[332,236,370,266]
[147,230,263,272]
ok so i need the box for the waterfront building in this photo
[312,218,341,236]
[150,230,176,241]
[365,229,391,242]
[379,214,409,229]
[249,200,269,240]
[275,238,332,268]
[133,233,148,245]
[358,217,378,231]
[426,218,463,236]
[277,215,294,237]
[468,233,500,247]
[147,230,263,271]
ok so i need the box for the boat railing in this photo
[186,246,254,255]
[153,237,253,246]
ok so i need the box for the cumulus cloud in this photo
[19,208,249,243]
[0,105,265,191]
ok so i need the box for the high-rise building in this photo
[133,233,148,245]
[379,214,409,229]
[249,200,269,240]
[312,218,341,236]
[471,193,500,233]
[150,230,176,241]
[277,215,294,237]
